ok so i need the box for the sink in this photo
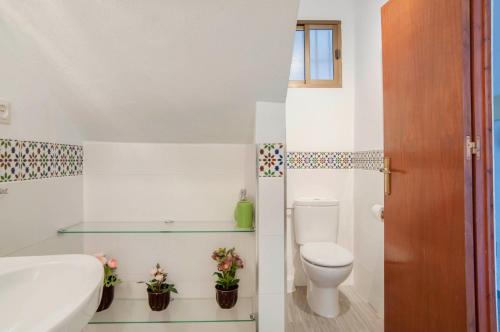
[0,254,103,332]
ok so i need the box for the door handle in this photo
[379,157,391,196]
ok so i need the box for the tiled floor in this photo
[286,286,384,332]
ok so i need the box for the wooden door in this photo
[382,0,476,331]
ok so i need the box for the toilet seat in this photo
[300,242,353,267]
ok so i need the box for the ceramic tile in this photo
[0,138,83,183]
[352,150,384,170]
[287,150,383,171]
[259,293,285,332]
[287,152,352,169]
[258,179,285,236]
[258,143,285,177]
[258,235,285,294]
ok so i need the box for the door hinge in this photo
[466,135,481,160]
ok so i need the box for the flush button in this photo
[0,100,11,124]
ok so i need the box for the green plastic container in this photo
[234,189,254,229]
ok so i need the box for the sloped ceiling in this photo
[0,0,299,143]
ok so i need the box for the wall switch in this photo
[0,100,11,124]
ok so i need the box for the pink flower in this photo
[155,274,164,281]
[218,261,231,272]
[107,259,118,269]
[217,262,229,272]
[150,267,158,276]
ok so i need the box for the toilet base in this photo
[306,281,340,318]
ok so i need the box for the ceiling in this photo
[0,0,299,143]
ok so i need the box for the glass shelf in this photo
[89,297,255,324]
[57,221,255,234]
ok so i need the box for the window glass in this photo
[309,29,334,80]
[289,30,305,81]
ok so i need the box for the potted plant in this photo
[94,254,121,312]
[139,263,178,311]
[211,247,244,309]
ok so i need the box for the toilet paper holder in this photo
[371,204,384,221]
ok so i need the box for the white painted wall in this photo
[84,142,251,222]
[353,0,387,316]
[285,0,386,317]
[0,18,83,256]
[0,0,299,144]
[255,102,286,332]
[0,177,83,256]
[354,0,385,151]
[82,142,257,300]
[81,233,256,299]
[285,0,356,288]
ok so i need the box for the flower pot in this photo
[215,285,238,309]
[97,285,114,312]
[147,290,171,311]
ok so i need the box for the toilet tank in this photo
[293,198,339,245]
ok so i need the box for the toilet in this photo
[293,198,353,318]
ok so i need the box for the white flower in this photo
[150,268,158,276]
[94,254,107,265]
[157,268,164,274]
[154,274,164,281]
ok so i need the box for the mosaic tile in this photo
[258,143,285,177]
[352,150,384,170]
[286,150,383,171]
[0,138,83,183]
[287,152,353,169]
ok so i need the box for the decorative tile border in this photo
[287,152,352,169]
[352,150,384,170]
[258,143,285,177]
[286,150,383,171]
[0,138,83,183]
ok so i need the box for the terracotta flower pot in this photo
[215,285,238,309]
[97,285,114,312]
[147,289,171,311]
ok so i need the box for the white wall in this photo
[354,0,385,151]
[286,0,356,288]
[0,177,83,256]
[0,0,299,144]
[82,142,257,300]
[255,102,286,332]
[285,0,386,317]
[84,142,251,222]
[353,0,387,316]
[0,21,83,256]
[81,233,256,299]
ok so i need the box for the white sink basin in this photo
[0,254,103,332]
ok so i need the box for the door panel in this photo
[382,0,475,331]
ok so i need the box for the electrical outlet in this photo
[0,100,11,124]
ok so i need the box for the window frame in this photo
[289,20,342,88]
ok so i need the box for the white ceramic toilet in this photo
[293,198,353,318]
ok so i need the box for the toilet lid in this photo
[301,242,353,267]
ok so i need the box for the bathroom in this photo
[0,0,385,330]
[2,0,495,331]
[285,0,384,330]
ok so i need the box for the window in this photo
[289,21,342,88]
